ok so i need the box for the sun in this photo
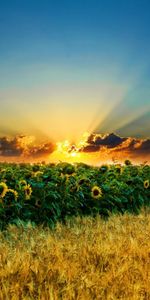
[70,151,77,157]
[56,141,80,160]
[49,132,90,163]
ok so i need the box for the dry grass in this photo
[0,209,150,300]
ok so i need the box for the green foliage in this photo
[0,162,149,230]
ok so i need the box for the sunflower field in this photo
[0,161,149,230]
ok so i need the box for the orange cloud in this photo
[0,135,55,159]
[80,133,150,163]
[0,133,149,164]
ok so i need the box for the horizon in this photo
[0,131,149,165]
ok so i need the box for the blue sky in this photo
[0,0,150,140]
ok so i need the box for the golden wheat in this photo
[0,209,150,300]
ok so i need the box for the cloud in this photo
[81,133,150,161]
[80,144,100,153]
[87,133,127,148]
[28,142,56,157]
[0,136,26,156]
[0,133,149,163]
[0,135,55,158]
[134,139,150,154]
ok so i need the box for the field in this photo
[0,161,149,230]
[0,210,150,299]
[0,160,150,230]
[0,162,150,299]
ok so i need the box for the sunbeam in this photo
[93,67,150,137]
[117,111,150,138]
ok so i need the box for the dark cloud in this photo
[0,137,23,156]
[85,133,126,149]
[0,136,55,158]
[97,133,126,148]
[135,139,150,154]
[81,133,150,160]
[28,142,56,157]
[111,138,150,156]
[80,144,100,153]
[0,133,149,163]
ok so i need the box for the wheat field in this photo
[0,209,150,300]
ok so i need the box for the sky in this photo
[0,0,150,163]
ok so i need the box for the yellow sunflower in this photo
[0,182,8,198]
[19,179,27,187]
[64,174,70,182]
[7,189,18,201]
[115,165,122,173]
[32,171,43,178]
[78,177,90,186]
[91,186,103,199]
[24,184,32,200]
[0,168,6,173]
[70,183,80,192]
[35,199,42,207]
[144,180,149,189]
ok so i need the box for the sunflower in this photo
[78,178,85,185]
[24,184,32,200]
[19,179,27,187]
[91,186,103,199]
[32,171,43,178]
[0,168,6,173]
[115,165,122,174]
[70,183,80,192]
[35,199,42,207]
[63,174,70,183]
[78,177,90,186]
[0,182,8,198]
[7,189,18,201]
[144,180,149,189]
[99,165,109,173]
